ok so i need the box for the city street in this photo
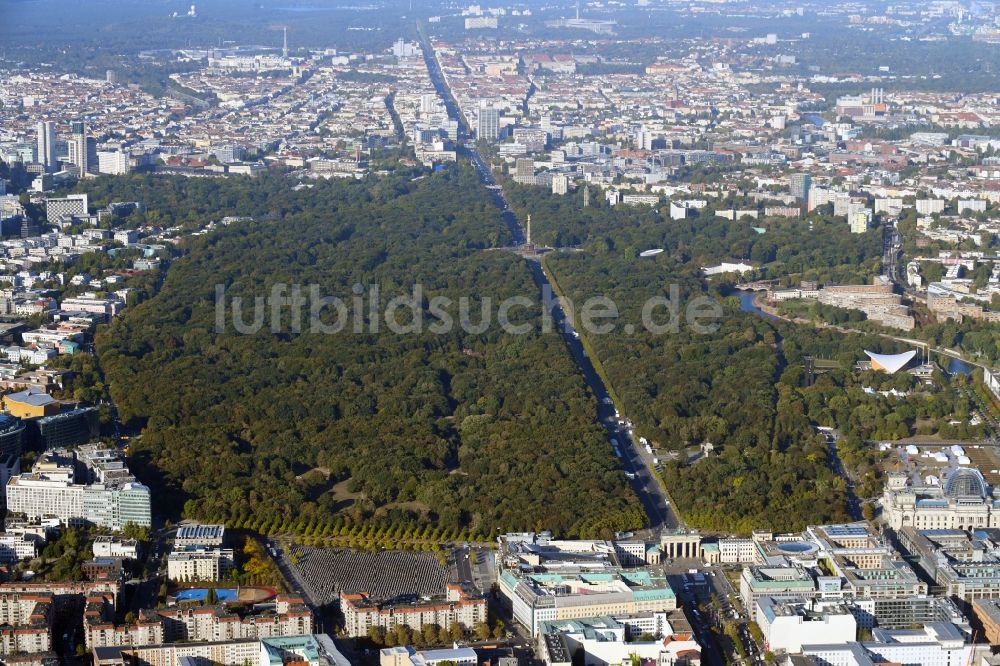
[419,26,679,534]
[453,546,497,594]
[6,7,1000,666]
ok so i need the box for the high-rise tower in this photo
[68,121,96,177]
[476,101,501,142]
[789,173,811,202]
[36,121,56,173]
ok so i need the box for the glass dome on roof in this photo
[943,467,987,499]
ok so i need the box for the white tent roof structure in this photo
[865,349,917,374]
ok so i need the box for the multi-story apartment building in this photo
[96,151,130,176]
[44,194,88,224]
[6,446,151,531]
[476,101,500,141]
[551,174,569,195]
[0,592,53,657]
[789,173,811,201]
[926,291,1000,324]
[0,592,52,627]
[341,584,486,638]
[67,131,97,177]
[916,198,946,215]
[103,634,337,666]
[86,593,312,650]
[93,537,139,560]
[765,206,801,218]
[0,532,39,564]
[86,601,164,649]
[157,596,312,643]
[875,198,904,215]
[166,548,234,582]
[109,639,262,666]
[511,128,548,153]
[0,624,51,655]
[59,295,125,319]
[36,121,56,173]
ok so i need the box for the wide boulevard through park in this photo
[418,26,680,535]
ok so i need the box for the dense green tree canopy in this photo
[97,167,645,538]
[514,182,972,533]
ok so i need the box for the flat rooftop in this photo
[176,524,225,541]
